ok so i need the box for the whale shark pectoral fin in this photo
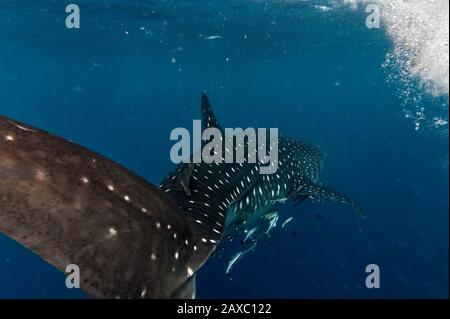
[201,93,222,131]
[293,180,364,216]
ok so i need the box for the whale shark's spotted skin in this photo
[160,94,362,242]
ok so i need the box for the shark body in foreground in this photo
[0,114,218,298]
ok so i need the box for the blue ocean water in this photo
[0,1,448,298]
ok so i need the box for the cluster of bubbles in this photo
[314,0,449,133]
[376,0,449,134]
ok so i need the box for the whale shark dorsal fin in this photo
[201,93,222,131]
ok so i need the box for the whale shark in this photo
[160,94,362,248]
[0,93,362,297]
[0,114,221,298]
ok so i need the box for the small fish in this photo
[264,211,278,220]
[204,35,222,40]
[225,241,257,274]
[226,252,242,275]
[281,217,294,229]
[265,212,279,237]
[243,227,258,243]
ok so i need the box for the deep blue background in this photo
[0,1,448,298]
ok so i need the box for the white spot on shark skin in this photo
[124,195,130,202]
[108,227,118,237]
[187,266,194,277]
[141,207,147,213]
[151,253,156,260]
[156,222,161,229]
[14,124,36,132]
[201,238,207,243]
[175,252,179,259]
[107,184,115,191]
[5,135,14,141]
[167,224,172,230]
[141,288,147,298]
[81,176,89,184]
[35,169,47,181]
